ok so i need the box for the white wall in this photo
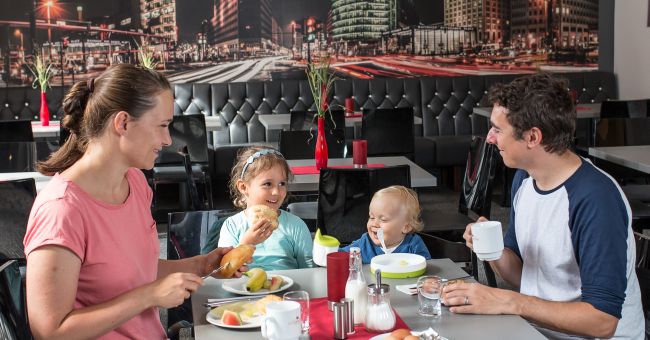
[614,0,650,99]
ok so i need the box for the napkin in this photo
[396,283,417,295]
[309,297,409,339]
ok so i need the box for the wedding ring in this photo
[464,296,470,305]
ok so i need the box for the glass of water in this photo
[283,290,310,334]
[417,275,442,316]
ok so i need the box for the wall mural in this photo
[0,0,600,86]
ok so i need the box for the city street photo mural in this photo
[1,0,600,86]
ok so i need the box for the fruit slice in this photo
[263,279,272,290]
[221,310,243,326]
[268,276,284,291]
[244,268,268,292]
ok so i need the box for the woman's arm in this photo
[158,247,247,279]
[27,245,202,340]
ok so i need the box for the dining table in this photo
[31,121,61,138]
[588,145,650,174]
[473,103,601,120]
[0,172,52,193]
[286,156,437,192]
[191,258,545,340]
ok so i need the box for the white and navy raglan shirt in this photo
[506,158,644,340]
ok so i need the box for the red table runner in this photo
[576,106,590,111]
[345,113,363,118]
[31,121,60,127]
[309,297,409,339]
[291,164,385,175]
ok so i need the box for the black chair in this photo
[420,136,499,287]
[166,209,238,330]
[289,109,345,132]
[600,99,650,119]
[0,178,36,264]
[0,260,32,340]
[279,129,346,160]
[317,165,411,244]
[418,232,472,274]
[0,120,34,142]
[0,142,37,173]
[361,107,415,159]
[634,231,650,337]
[153,114,213,212]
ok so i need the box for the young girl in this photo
[217,146,314,270]
[340,185,431,264]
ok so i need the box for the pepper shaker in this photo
[340,298,355,334]
[333,302,348,339]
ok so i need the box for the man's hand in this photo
[463,216,489,251]
[442,281,520,315]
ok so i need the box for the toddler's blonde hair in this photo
[372,185,424,232]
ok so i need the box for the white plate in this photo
[222,274,294,296]
[206,310,262,329]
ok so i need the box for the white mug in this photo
[471,221,504,261]
[261,301,302,340]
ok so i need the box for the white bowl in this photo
[370,253,427,278]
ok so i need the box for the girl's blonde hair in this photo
[372,185,424,233]
[229,146,292,209]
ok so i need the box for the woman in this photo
[23,64,241,339]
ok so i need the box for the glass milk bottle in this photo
[344,247,367,325]
[365,270,396,333]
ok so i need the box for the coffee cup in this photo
[471,221,504,261]
[261,301,302,340]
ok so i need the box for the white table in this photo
[287,156,437,192]
[473,103,601,120]
[31,121,61,138]
[258,114,423,131]
[0,172,51,192]
[589,145,650,174]
[204,116,223,131]
[191,259,545,340]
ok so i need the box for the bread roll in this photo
[219,244,255,278]
[248,204,279,230]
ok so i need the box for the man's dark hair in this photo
[488,73,576,154]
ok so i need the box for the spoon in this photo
[377,228,388,253]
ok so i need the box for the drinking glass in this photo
[417,275,442,316]
[283,290,310,334]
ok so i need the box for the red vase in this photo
[315,117,328,170]
[40,91,50,126]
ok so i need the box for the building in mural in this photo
[444,0,509,46]
[381,25,477,55]
[210,0,273,57]
[330,0,397,42]
[140,0,177,41]
[511,0,598,49]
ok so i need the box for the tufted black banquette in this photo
[171,71,617,171]
[0,71,617,175]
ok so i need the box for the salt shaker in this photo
[365,269,396,333]
[332,302,348,339]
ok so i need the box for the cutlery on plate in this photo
[204,295,266,307]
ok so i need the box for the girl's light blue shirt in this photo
[218,210,315,270]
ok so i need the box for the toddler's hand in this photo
[241,219,274,245]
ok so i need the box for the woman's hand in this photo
[463,216,489,251]
[149,272,202,309]
[201,247,249,279]
[240,219,274,245]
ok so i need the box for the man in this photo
[443,73,644,339]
